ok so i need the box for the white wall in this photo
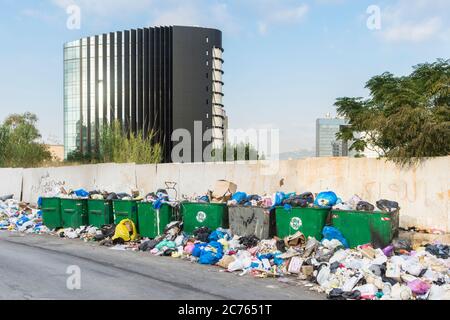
[0,168,23,200]
[3,156,448,232]
[22,165,98,203]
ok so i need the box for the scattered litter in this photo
[1,186,448,301]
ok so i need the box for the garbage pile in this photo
[333,194,400,213]
[0,196,50,234]
[43,187,144,201]
[134,223,450,300]
[2,183,449,300]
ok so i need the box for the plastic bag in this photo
[392,239,412,254]
[316,265,331,287]
[228,251,252,272]
[322,226,349,248]
[356,201,375,212]
[209,230,228,242]
[407,279,431,295]
[112,219,138,242]
[333,203,353,211]
[231,192,247,205]
[314,191,340,208]
[376,200,399,213]
[199,241,224,265]
[271,192,286,208]
[192,243,207,257]
[74,189,89,198]
[155,240,176,251]
[348,195,363,210]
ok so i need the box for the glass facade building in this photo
[315,118,352,157]
[64,26,226,162]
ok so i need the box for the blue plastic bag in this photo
[314,191,339,208]
[74,189,89,198]
[322,226,349,249]
[192,243,207,257]
[197,195,210,203]
[271,192,286,209]
[199,241,224,265]
[231,192,247,204]
[16,216,30,227]
[273,254,284,266]
[208,230,228,242]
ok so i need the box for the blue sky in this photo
[0,0,449,152]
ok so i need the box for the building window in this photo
[206,73,209,79]
[206,50,209,56]
[206,86,209,92]
[206,36,209,43]
[206,99,209,105]
[206,60,209,66]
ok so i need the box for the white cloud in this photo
[21,8,55,22]
[383,17,442,43]
[43,0,311,36]
[48,0,240,34]
[153,4,201,26]
[269,4,309,23]
[51,0,153,16]
[378,0,450,43]
[254,2,309,35]
[151,0,239,34]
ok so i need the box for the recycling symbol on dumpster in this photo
[290,217,302,231]
[196,211,207,223]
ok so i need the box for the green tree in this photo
[0,112,52,168]
[67,121,162,164]
[210,142,264,162]
[335,59,450,166]
[99,121,162,164]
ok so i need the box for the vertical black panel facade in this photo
[102,33,107,127]
[143,28,149,138]
[130,29,137,133]
[94,35,99,152]
[117,31,123,125]
[137,28,144,134]
[149,28,155,141]
[86,37,91,154]
[154,27,161,145]
[64,26,224,163]
[124,30,130,135]
[109,32,115,123]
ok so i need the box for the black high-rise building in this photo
[64,26,226,162]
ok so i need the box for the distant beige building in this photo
[47,145,64,162]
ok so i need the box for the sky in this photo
[0,0,449,152]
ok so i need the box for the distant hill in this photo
[277,149,315,160]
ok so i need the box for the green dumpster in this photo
[180,203,228,234]
[275,207,330,240]
[41,197,62,229]
[138,203,174,238]
[113,200,138,228]
[87,200,114,228]
[60,199,88,228]
[331,210,400,248]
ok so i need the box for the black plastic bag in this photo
[356,201,375,212]
[376,199,399,213]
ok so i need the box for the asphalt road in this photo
[0,231,324,300]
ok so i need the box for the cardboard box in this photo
[288,257,304,274]
[211,180,237,203]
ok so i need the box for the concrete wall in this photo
[2,156,449,232]
[0,168,23,200]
